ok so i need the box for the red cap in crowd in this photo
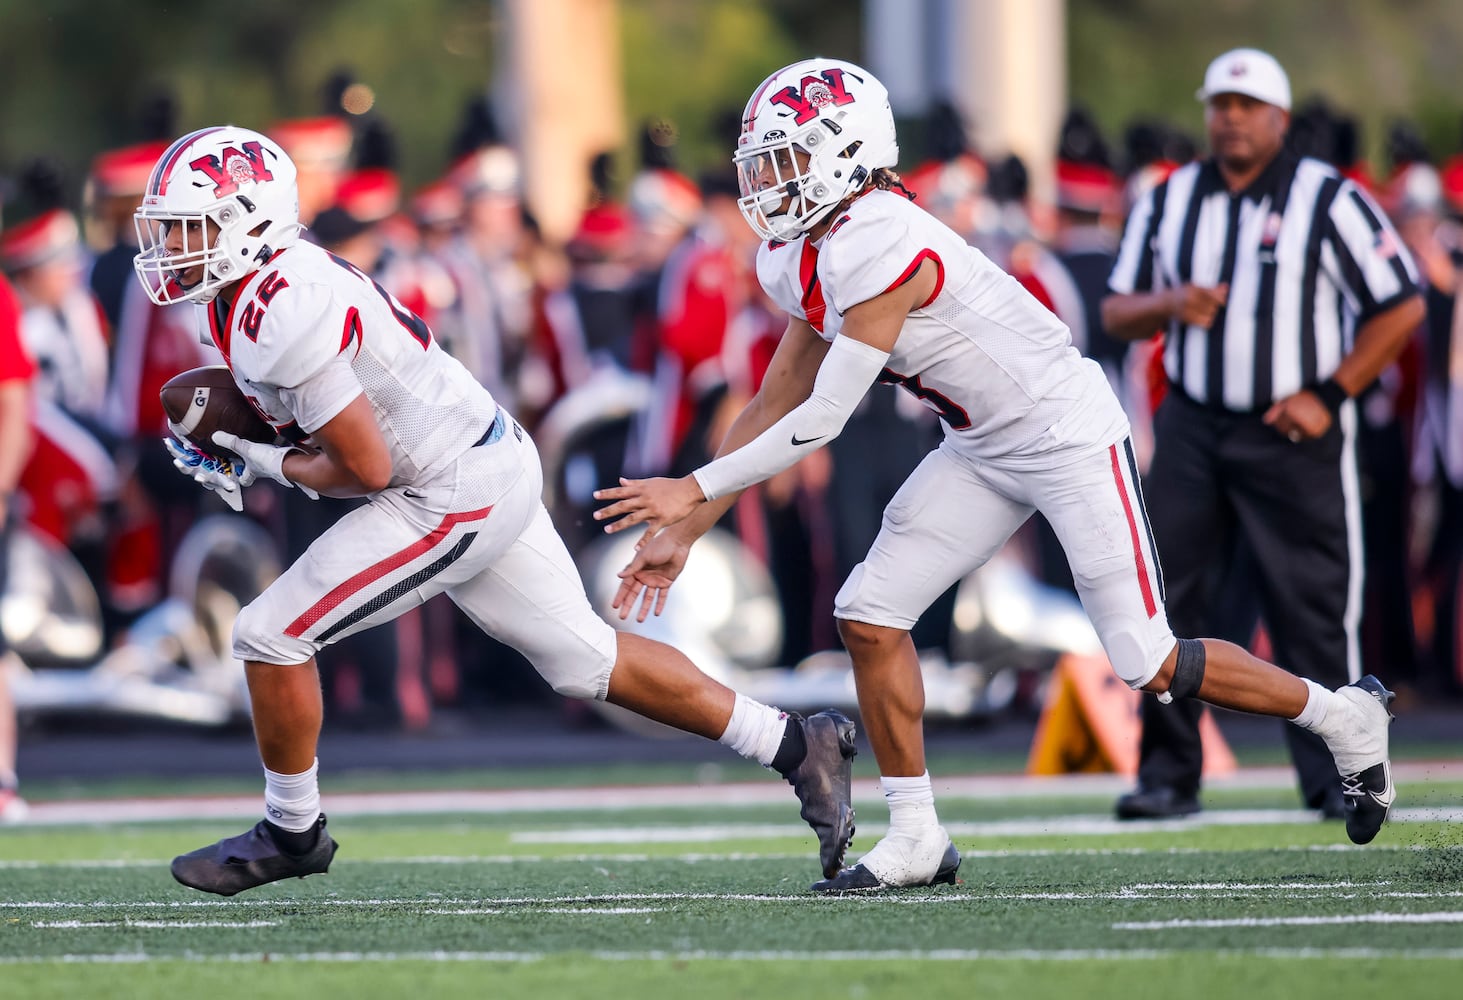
[566,202,632,261]
[0,209,80,273]
[1440,154,1463,215]
[89,141,170,199]
[628,168,702,236]
[1055,159,1121,215]
[335,167,401,223]
[411,177,464,227]
[268,116,353,170]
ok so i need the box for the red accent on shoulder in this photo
[827,214,853,236]
[341,307,362,354]
[798,239,826,332]
[880,249,945,309]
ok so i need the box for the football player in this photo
[133,125,857,896]
[595,59,1399,891]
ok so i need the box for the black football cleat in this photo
[1332,676,1397,845]
[779,709,858,880]
[171,814,338,896]
[811,839,962,894]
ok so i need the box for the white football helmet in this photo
[734,59,899,242]
[133,126,302,305]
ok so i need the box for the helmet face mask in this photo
[734,59,899,242]
[133,126,302,305]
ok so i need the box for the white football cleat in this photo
[1322,675,1396,845]
[810,825,960,893]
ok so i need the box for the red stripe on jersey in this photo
[1109,443,1157,619]
[798,240,826,332]
[341,307,361,354]
[284,506,494,638]
[880,249,945,308]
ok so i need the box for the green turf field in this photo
[2,773,1461,1000]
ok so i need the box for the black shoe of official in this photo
[810,841,962,895]
[171,814,338,896]
[1114,786,1201,820]
[777,710,857,880]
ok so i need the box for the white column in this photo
[498,0,624,244]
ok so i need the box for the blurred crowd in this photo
[2,74,1462,741]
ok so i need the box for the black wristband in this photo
[1312,377,1349,415]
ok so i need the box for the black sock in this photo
[770,715,807,775]
[265,818,320,855]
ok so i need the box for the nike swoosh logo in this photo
[403,489,426,499]
[790,433,826,446]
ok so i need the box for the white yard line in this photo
[4,947,1463,964]
[9,884,1463,911]
[1115,912,1463,929]
[33,920,277,929]
[17,761,1461,826]
[507,807,1463,844]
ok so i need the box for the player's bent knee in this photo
[544,663,612,701]
[1094,616,1171,691]
[532,630,617,702]
[231,599,319,665]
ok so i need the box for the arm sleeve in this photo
[691,333,889,500]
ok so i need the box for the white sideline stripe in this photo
[5,947,1463,965]
[2,843,1458,873]
[422,907,660,916]
[11,885,1463,911]
[1115,912,1463,929]
[34,920,277,929]
[508,807,1463,844]
[17,761,1461,825]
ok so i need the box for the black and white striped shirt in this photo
[1108,151,1419,411]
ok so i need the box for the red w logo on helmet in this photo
[768,68,857,126]
[188,141,276,197]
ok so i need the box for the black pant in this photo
[1136,390,1355,807]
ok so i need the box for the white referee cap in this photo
[1196,48,1291,111]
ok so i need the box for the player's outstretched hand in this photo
[611,529,692,622]
[164,437,244,512]
[593,475,705,536]
[212,431,320,499]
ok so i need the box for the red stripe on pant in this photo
[285,505,492,639]
[1109,443,1158,618]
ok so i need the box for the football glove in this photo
[212,431,320,499]
[164,437,245,512]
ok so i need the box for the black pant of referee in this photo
[1134,387,1354,815]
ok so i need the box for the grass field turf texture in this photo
[2,764,1461,1000]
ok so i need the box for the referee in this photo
[1102,48,1424,820]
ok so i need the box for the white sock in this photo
[263,758,321,833]
[881,772,938,833]
[717,694,788,767]
[1289,679,1335,734]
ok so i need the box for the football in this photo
[160,365,276,461]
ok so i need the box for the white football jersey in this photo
[200,240,498,484]
[756,189,1128,463]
